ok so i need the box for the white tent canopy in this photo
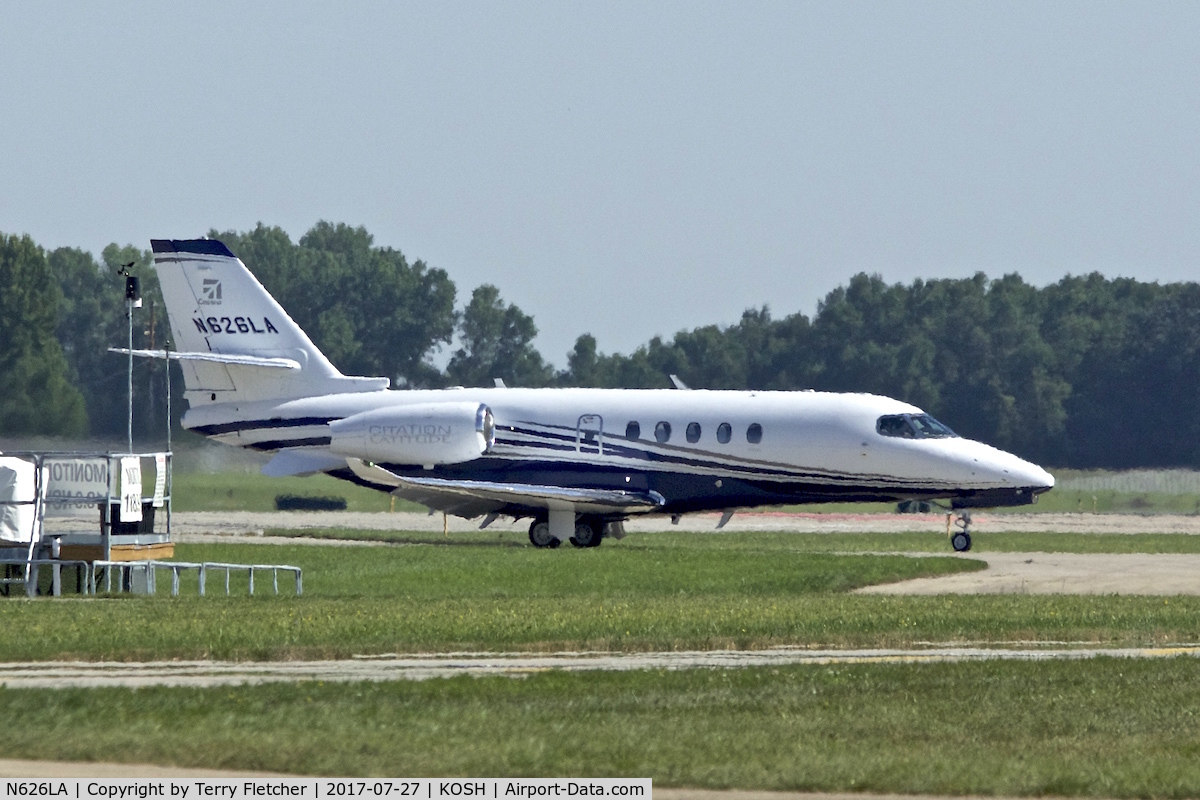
[0,457,36,544]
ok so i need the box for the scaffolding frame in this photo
[0,450,172,595]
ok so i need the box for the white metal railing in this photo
[90,560,302,596]
[201,562,304,596]
[0,558,92,597]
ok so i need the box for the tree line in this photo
[2,223,1198,469]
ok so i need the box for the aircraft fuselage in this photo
[183,386,1054,516]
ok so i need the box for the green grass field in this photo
[1,658,1198,796]
[5,532,1200,660]
[5,525,1200,791]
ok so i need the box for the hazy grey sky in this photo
[3,2,1199,368]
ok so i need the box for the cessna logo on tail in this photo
[199,279,222,305]
[193,316,280,335]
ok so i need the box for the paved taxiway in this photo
[1,645,1196,688]
[856,551,1200,595]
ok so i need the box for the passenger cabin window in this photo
[746,423,763,444]
[686,422,701,443]
[716,422,732,443]
[655,421,672,443]
[626,421,640,440]
[876,414,958,440]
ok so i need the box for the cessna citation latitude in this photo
[131,239,1054,553]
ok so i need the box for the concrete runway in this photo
[1,645,1197,689]
[856,551,1200,595]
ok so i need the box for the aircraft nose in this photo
[1016,460,1055,492]
[984,450,1054,493]
[962,441,1054,491]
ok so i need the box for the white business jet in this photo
[129,239,1053,552]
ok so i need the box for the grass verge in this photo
[0,658,1198,795]
[0,536,1199,659]
[269,526,1200,553]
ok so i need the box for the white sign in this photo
[119,456,142,523]
[44,457,109,516]
[153,453,167,508]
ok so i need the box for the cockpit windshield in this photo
[876,413,958,440]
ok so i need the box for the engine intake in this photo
[329,402,495,466]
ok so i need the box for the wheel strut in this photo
[948,511,972,552]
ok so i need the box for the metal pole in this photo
[165,343,172,539]
[102,468,112,586]
[127,299,133,454]
[165,343,171,452]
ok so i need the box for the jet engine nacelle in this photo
[328,402,495,466]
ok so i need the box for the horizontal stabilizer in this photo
[109,348,300,370]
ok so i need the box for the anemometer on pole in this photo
[117,262,140,454]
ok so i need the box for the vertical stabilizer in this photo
[151,239,388,404]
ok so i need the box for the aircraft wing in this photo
[345,458,665,518]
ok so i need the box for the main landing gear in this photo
[528,519,561,549]
[948,511,972,552]
[569,517,603,548]
[528,515,605,549]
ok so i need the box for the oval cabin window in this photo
[746,423,763,444]
[655,421,672,443]
[626,421,641,440]
[686,422,701,443]
[716,422,731,444]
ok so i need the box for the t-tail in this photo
[143,239,388,405]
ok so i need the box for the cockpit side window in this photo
[877,415,914,438]
[909,414,957,438]
[877,413,957,440]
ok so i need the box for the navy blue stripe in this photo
[492,438,934,490]
[247,437,333,452]
[190,416,337,437]
[508,421,817,478]
[499,429,825,481]
[509,424,576,445]
[197,415,948,491]
[151,238,236,257]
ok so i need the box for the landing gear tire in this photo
[948,510,973,552]
[570,517,603,548]
[528,519,560,549]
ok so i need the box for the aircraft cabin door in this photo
[576,415,603,456]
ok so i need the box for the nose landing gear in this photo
[947,511,972,552]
